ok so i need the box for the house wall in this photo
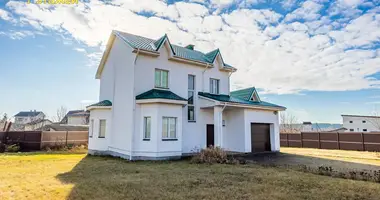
[14,113,45,125]
[88,109,112,152]
[67,116,87,125]
[223,108,245,152]
[133,43,230,154]
[244,109,280,152]
[342,116,379,132]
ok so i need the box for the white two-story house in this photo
[342,114,380,132]
[87,31,286,160]
[14,111,45,125]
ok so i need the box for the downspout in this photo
[130,48,140,160]
[202,63,210,92]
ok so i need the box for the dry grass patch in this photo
[1,152,380,200]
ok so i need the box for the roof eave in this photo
[86,106,112,111]
[136,99,187,105]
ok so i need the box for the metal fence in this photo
[280,132,380,151]
[0,131,88,151]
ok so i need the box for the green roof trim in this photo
[136,89,187,101]
[230,87,259,102]
[198,91,285,109]
[113,30,236,71]
[88,100,112,107]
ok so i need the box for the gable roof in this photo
[14,111,43,117]
[136,89,187,101]
[230,87,260,102]
[25,119,52,125]
[87,100,112,107]
[113,30,236,69]
[198,92,284,110]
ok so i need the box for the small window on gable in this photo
[363,129,368,132]
[349,121,353,123]
[362,120,366,123]
[349,129,354,131]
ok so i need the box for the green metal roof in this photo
[136,89,187,101]
[114,30,236,71]
[88,100,112,107]
[230,87,258,101]
[198,91,285,109]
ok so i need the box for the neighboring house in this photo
[342,114,380,132]
[87,31,286,160]
[38,123,89,131]
[14,111,45,125]
[24,119,53,131]
[62,110,90,125]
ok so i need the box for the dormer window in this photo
[210,78,219,94]
[155,69,168,89]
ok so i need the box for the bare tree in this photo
[366,111,380,131]
[0,113,7,123]
[280,112,300,133]
[52,106,68,123]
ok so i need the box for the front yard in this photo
[2,150,380,200]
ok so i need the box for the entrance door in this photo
[206,124,214,147]
[251,123,271,152]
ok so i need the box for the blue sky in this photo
[0,0,379,123]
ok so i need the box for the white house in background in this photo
[342,114,380,132]
[86,31,286,160]
[14,111,45,125]
[62,110,90,125]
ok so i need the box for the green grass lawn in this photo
[2,152,380,200]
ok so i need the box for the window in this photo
[363,129,368,132]
[363,120,366,123]
[99,120,106,138]
[162,117,177,140]
[349,121,353,123]
[350,129,354,131]
[143,117,151,140]
[188,75,195,121]
[89,119,94,137]
[155,69,169,88]
[210,78,219,94]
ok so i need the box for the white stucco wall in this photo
[244,109,280,152]
[88,109,112,151]
[342,116,379,132]
[223,108,245,152]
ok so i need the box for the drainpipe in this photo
[130,48,140,160]
[202,63,210,92]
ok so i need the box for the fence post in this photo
[66,131,68,146]
[337,132,340,150]
[318,132,321,149]
[361,132,365,151]
[300,132,303,147]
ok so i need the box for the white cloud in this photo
[0,9,13,21]
[74,48,86,52]
[0,30,39,40]
[2,0,380,94]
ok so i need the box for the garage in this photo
[251,123,271,152]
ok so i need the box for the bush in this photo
[0,142,5,153]
[191,146,230,164]
[5,144,20,152]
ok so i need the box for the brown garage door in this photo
[251,123,271,152]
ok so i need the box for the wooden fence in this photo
[0,131,88,151]
[280,132,380,152]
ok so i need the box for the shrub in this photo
[0,142,5,153]
[191,146,230,164]
[5,144,20,152]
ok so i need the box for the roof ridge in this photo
[114,30,156,41]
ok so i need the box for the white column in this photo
[214,106,223,147]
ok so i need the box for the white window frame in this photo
[143,117,151,140]
[99,119,106,138]
[210,78,220,94]
[162,117,177,140]
[89,119,94,138]
[188,74,195,122]
[155,69,169,89]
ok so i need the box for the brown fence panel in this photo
[287,134,302,147]
[40,131,67,148]
[0,132,5,142]
[67,131,88,146]
[0,131,42,151]
[339,132,364,151]
[319,132,339,149]
[301,132,319,148]
[280,134,288,147]
[363,133,380,151]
